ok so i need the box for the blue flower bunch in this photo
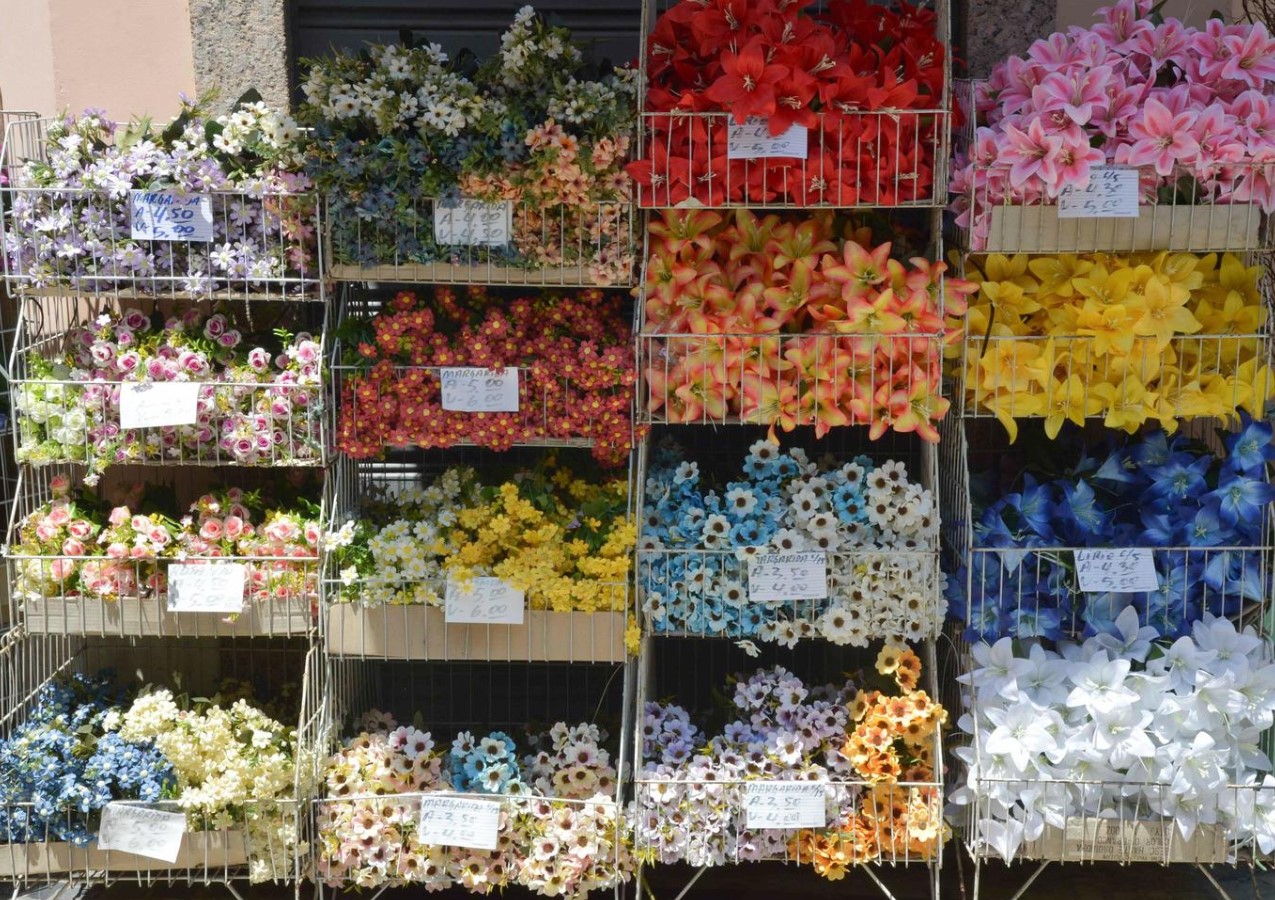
[951,418,1275,642]
[639,439,941,646]
[448,730,526,795]
[0,674,174,845]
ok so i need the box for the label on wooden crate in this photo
[748,552,828,603]
[744,782,826,829]
[439,367,520,412]
[419,795,502,850]
[119,382,201,429]
[727,117,808,159]
[434,198,512,246]
[1032,820,1224,863]
[97,803,186,862]
[1057,167,1139,218]
[1074,548,1159,593]
[445,576,525,624]
[130,190,215,241]
[167,562,247,613]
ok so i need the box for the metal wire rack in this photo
[0,631,323,891]
[950,81,1275,255]
[5,464,322,639]
[322,448,635,663]
[7,295,329,470]
[0,117,325,302]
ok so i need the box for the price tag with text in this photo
[744,782,826,829]
[419,795,502,850]
[130,190,214,241]
[439,367,520,413]
[97,803,186,862]
[445,577,525,625]
[434,198,512,246]
[119,382,201,430]
[748,552,828,603]
[727,117,808,160]
[167,562,247,613]
[1075,548,1159,593]
[1057,167,1140,218]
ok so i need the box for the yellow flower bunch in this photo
[950,252,1273,439]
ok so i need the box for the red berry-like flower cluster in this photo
[627,0,947,207]
[337,288,638,465]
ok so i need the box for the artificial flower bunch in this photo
[336,287,636,465]
[639,439,942,646]
[328,458,634,616]
[953,251,1271,439]
[16,306,324,476]
[637,655,946,872]
[951,0,1275,249]
[298,7,636,283]
[629,0,946,206]
[952,610,1275,863]
[642,210,972,440]
[950,419,1275,643]
[8,475,322,613]
[316,712,632,897]
[3,94,317,295]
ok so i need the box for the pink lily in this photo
[1121,97,1200,176]
[1221,23,1275,89]
[1031,65,1112,126]
[998,118,1063,188]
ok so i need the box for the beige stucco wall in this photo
[0,0,196,120]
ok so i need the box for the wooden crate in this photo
[982,204,1261,254]
[0,830,247,877]
[20,596,313,638]
[1022,820,1227,864]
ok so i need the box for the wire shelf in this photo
[2,118,324,302]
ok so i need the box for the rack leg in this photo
[1006,861,1051,900]
[1196,864,1240,900]
[670,865,708,900]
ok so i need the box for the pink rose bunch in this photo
[950,0,1275,249]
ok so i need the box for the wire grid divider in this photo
[634,0,951,212]
[0,631,324,892]
[949,81,1274,255]
[632,424,942,646]
[324,196,638,289]
[0,117,325,303]
[329,284,637,459]
[313,643,636,898]
[321,450,634,664]
[8,295,329,470]
[630,636,945,899]
[5,464,321,639]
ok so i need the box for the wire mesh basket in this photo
[9,296,328,471]
[0,117,324,302]
[5,465,322,639]
[322,451,634,663]
[0,632,323,887]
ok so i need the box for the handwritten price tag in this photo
[748,552,828,603]
[1075,548,1159,593]
[727,117,808,160]
[97,803,186,862]
[439,367,520,413]
[1057,167,1139,218]
[167,562,247,613]
[119,382,201,429]
[434,198,512,246]
[130,190,214,241]
[419,795,502,850]
[744,782,826,829]
[445,577,525,625]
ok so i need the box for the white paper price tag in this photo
[130,190,214,241]
[119,382,201,429]
[167,562,247,613]
[439,367,520,412]
[1057,167,1139,218]
[97,803,186,862]
[744,782,826,829]
[727,117,808,160]
[419,795,502,850]
[1075,548,1159,593]
[748,552,828,603]
[434,198,512,246]
[445,577,525,625]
